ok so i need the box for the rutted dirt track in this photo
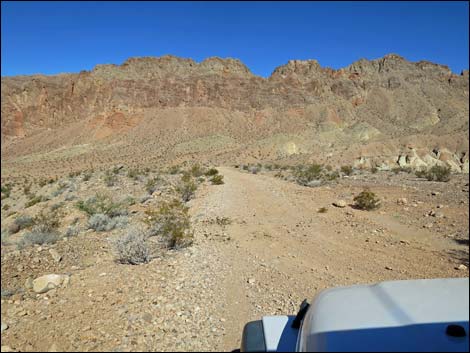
[1,167,468,352]
[191,167,468,351]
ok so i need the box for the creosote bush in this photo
[176,174,197,202]
[425,165,451,182]
[18,210,61,248]
[353,188,381,211]
[76,193,127,217]
[210,174,224,185]
[340,165,354,176]
[144,199,193,249]
[205,168,219,177]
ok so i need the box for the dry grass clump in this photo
[112,228,151,265]
[353,188,381,210]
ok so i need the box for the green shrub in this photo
[340,165,353,176]
[176,176,197,202]
[1,184,12,199]
[145,177,159,195]
[25,195,46,208]
[103,170,117,187]
[127,168,140,180]
[144,199,193,249]
[23,184,31,195]
[353,188,381,211]
[371,167,378,174]
[210,174,224,185]
[2,204,10,211]
[168,165,181,175]
[82,171,93,181]
[293,163,323,186]
[190,164,204,178]
[205,168,219,177]
[425,165,451,182]
[76,194,127,217]
[415,169,427,178]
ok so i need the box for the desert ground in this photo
[1,164,468,352]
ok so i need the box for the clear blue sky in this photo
[2,1,469,77]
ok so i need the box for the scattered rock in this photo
[32,274,70,294]
[333,200,347,208]
[424,223,433,228]
[24,277,33,290]
[49,249,62,263]
[1,322,8,332]
[397,198,407,205]
[247,278,255,285]
[456,264,468,271]
[385,266,393,271]
[8,223,20,234]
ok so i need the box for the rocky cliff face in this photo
[1,54,469,176]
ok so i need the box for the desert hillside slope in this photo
[1,54,469,177]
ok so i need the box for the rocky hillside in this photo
[1,54,469,177]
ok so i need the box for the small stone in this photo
[247,278,255,285]
[385,266,393,271]
[424,223,433,229]
[431,191,440,196]
[333,200,347,208]
[456,264,468,271]
[25,277,34,290]
[1,322,8,332]
[8,223,20,234]
[397,198,407,205]
[49,249,62,263]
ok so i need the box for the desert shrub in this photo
[392,167,401,175]
[18,210,62,248]
[353,188,381,211]
[145,177,159,195]
[249,166,260,174]
[264,164,273,171]
[64,193,76,201]
[215,217,232,226]
[317,207,328,213]
[50,202,65,211]
[190,164,204,178]
[415,169,427,178]
[76,194,127,217]
[127,168,140,180]
[82,171,93,181]
[14,215,34,231]
[425,165,451,182]
[340,165,354,176]
[371,166,378,174]
[18,225,60,248]
[324,171,340,181]
[38,179,48,187]
[293,163,323,186]
[169,165,181,174]
[2,204,10,211]
[242,165,249,171]
[176,176,197,202]
[23,184,31,195]
[52,181,69,197]
[205,168,219,177]
[103,170,117,187]
[1,229,9,245]
[25,194,46,208]
[68,170,81,178]
[65,224,80,237]
[1,184,12,199]
[33,210,61,230]
[145,199,193,249]
[123,195,136,206]
[87,214,129,232]
[112,228,150,265]
[210,174,224,185]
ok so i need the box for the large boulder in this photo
[32,274,70,294]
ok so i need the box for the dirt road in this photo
[1,167,467,352]
[190,167,468,351]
